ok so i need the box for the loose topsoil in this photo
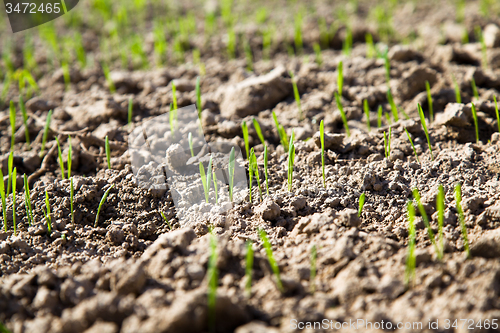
[1,1,500,332]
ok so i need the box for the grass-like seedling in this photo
[320,120,326,187]
[272,111,289,150]
[310,244,317,294]
[377,105,383,128]
[405,200,416,287]
[249,149,262,201]
[365,33,375,58]
[383,128,392,159]
[207,229,218,332]
[7,152,13,196]
[252,118,265,146]
[128,97,133,127]
[168,103,177,138]
[94,184,115,227]
[385,112,392,126]
[454,183,470,259]
[294,13,303,55]
[343,27,352,56]
[453,75,461,103]
[196,76,202,119]
[289,71,302,120]
[405,128,420,164]
[40,110,53,157]
[313,43,322,66]
[358,193,366,217]
[213,171,219,205]
[244,40,253,71]
[437,185,445,257]
[160,212,172,230]
[245,240,253,296]
[384,53,391,85]
[0,320,13,333]
[471,103,479,143]
[101,62,116,93]
[12,168,16,235]
[188,132,194,157]
[228,148,235,202]
[418,103,434,161]
[19,96,30,149]
[288,132,295,192]
[70,177,74,224]
[412,188,441,260]
[337,60,343,96]
[425,81,434,122]
[44,189,52,234]
[200,156,213,203]
[363,99,371,132]
[495,96,500,133]
[9,101,16,152]
[263,145,269,196]
[471,77,479,100]
[56,137,66,180]
[172,80,178,110]
[105,135,111,169]
[387,89,399,122]
[241,120,250,159]
[67,136,72,178]
[0,169,7,231]
[259,228,283,292]
[334,92,350,137]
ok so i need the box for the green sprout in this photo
[454,183,470,259]
[387,89,399,122]
[207,229,218,333]
[242,120,250,159]
[363,99,371,132]
[405,200,416,287]
[228,147,235,202]
[358,193,366,217]
[423,81,433,124]
[495,96,500,133]
[172,80,178,110]
[384,53,391,85]
[412,188,441,260]
[244,40,253,71]
[128,97,133,126]
[334,92,350,137]
[288,132,296,192]
[94,184,115,227]
[383,127,392,159]
[453,75,461,103]
[249,148,262,201]
[252,118,265,146]
[160,211,172,230]
[11,168,16,235]
[310,244,317,294]
[245,240,254,296]
[44,189,52,235]
[343,27,352,56]
[200,156,213,203]
[61,61,70,90]
[0,320,13,333]
[289,71,302,120]
[188,132,194,157]
[337,60,343,96]
[7,152,13,196]
[471,77,479,100]
[67,136,72,178]
[0,169,7,232]
[70,177,74,224]
[259,228,283,292]
[272,111,289,150]
[385,112,392,126]
[313,43,322,65]
[213,171,219,205]
[437,185,445,258]
[320,120,326,187]
[248,149,254,202]
[365,33,375,58]
[264,145,269,196]
[105,135,111,169]
[471,103,479,143]
[418,103,434,161]
[294,13,303,55]
[9,101,16,152]
[377,105,383,128]
[40,109,53,157]
[56,137,66,180]
[101,62,116,93]
[405,128,420,164]
[196,76,202,119]
[169,103,176,137]
[227,28,236,59]
[19,96,30,149]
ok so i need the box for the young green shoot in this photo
[294,13,303,55]
[365,33,375,58]
[337,61,343,96]
[495,96,500,133]
[252,118,265,146]
[418,103,434,161]
[11,167,18,235]
[334,92,350,137]
[56,137,66,180]
[101,62,116,93]
[425,81,434,123]
[228,148,235,202]
[358,193,366,217]
[196,76,202,119]
[320,120,326,187]
[259,228,283,292]
[384,53,391,86]
[44,189,52,234]
[168,103,176,137]
[40,110,53,157]
[412,188,441,260]
[70,177,74,224]
[363,99,371,132]
[405,128,420,164]
[67,136,72,178]
[310,244,317,294]
[7,152,13,196]
[313,43,322,66]
[453,75,461,103]
[383,127,392,159]
[245,240,253,296]
[454,183,470,259]
[188,132,194,157]
[249,148,262,201]
[343,27,352,56]
[385,112,392,126]
[289,71,302,120]
[207,229,218,332]
[272,111,289,150]
[405,200,416,287]
[0,169,7,232]
[244,40,253,71]
[288,132,295,192]
[213,171,219,205]
[242,120,250,159]
[471,77,479,100]
[128,97,133,126]
[19,96,30,149]
[377,105,383,128]
[263,145,269,196]
[471,103,479,143]
[105,135,111,169]
[200,156,213,203]
[9,101,16,152]
[387,89,399,122]
[172,80,178,110]
[160,212,172,230]
[437,185,445,258]
[94,184,115,227]
[0,320,13,333]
